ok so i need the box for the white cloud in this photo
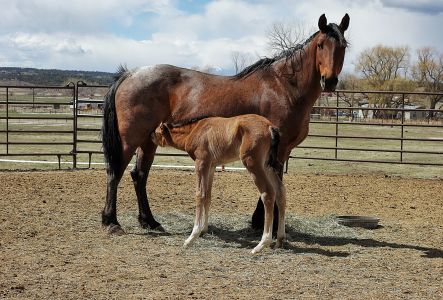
[0,0,441,74]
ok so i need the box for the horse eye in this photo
[317,43,323,49]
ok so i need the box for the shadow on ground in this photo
[122,212,443,258]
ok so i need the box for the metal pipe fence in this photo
[292,89,443,166]
[0,84,442,169]
[0,84,76,168]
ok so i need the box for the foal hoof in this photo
[275,239,285,249]
[108,224,126,236]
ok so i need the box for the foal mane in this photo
[233,23,347,79]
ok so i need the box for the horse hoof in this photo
[108,224,126,235]
[251,245,264,254]
[251,248,260,254]
[153,225,166,232]
[275,238,285,249]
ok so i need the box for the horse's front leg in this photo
[183,159,212,248]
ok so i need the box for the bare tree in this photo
[231,51,248,74]
[355,45,414,117]
[336,73,361,120]
[412,47,443,118]
[266,21,309,53]
[356,45,410,88]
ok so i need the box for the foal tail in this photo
[267,126,283,172]
[101,65,131,176]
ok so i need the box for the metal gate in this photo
[1,83,442,169]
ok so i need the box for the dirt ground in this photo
[0,169,442,299]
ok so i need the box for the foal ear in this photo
[340,13,350,32]
[318,14,328,32]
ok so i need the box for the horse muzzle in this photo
[320,76,338,92]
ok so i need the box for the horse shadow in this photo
[204,224,443,258]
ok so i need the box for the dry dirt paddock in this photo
[0,169,442,299]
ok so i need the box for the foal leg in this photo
[272,172,287,248]
[251,164,283,233]
[201,167,215,235]
[251,173,275,254]
[131,140,162,230]
[243,157,275,254]
[184,160,211,248]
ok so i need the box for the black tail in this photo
[101,65,131,176]
[267,126,283,172]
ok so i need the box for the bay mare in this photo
[101,14,350,234]
[151,115,286,253]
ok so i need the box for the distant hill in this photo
[0,67,114,86]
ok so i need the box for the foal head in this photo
[151,122,171,147]
[315,13,350,92]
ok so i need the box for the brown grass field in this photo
[0,169,442,299]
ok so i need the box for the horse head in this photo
[315,13,349,92]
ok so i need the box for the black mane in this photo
[114,64,130,82]
[233,23,347,79]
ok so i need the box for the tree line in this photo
[342,46,443,116]
[0,67,114,86]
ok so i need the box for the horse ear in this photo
[340,13,350,32]
[161,122,172,132]
[318,14,328,32]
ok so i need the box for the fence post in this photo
[335,92,339,159]
[400,93,405,163]
[71,82,77,169]
[6,87,9,155]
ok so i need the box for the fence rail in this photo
[0,84,442,169]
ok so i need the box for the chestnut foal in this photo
[151,114,286,253]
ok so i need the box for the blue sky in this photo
[0,0,442,75]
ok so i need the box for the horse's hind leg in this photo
[102,149,133,234]
[184,160,212,248]
[131,139,163,230]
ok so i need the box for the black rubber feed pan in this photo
[336,215,380,229]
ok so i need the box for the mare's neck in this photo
[272,36,322,103]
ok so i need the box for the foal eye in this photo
[317,43,323,49]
